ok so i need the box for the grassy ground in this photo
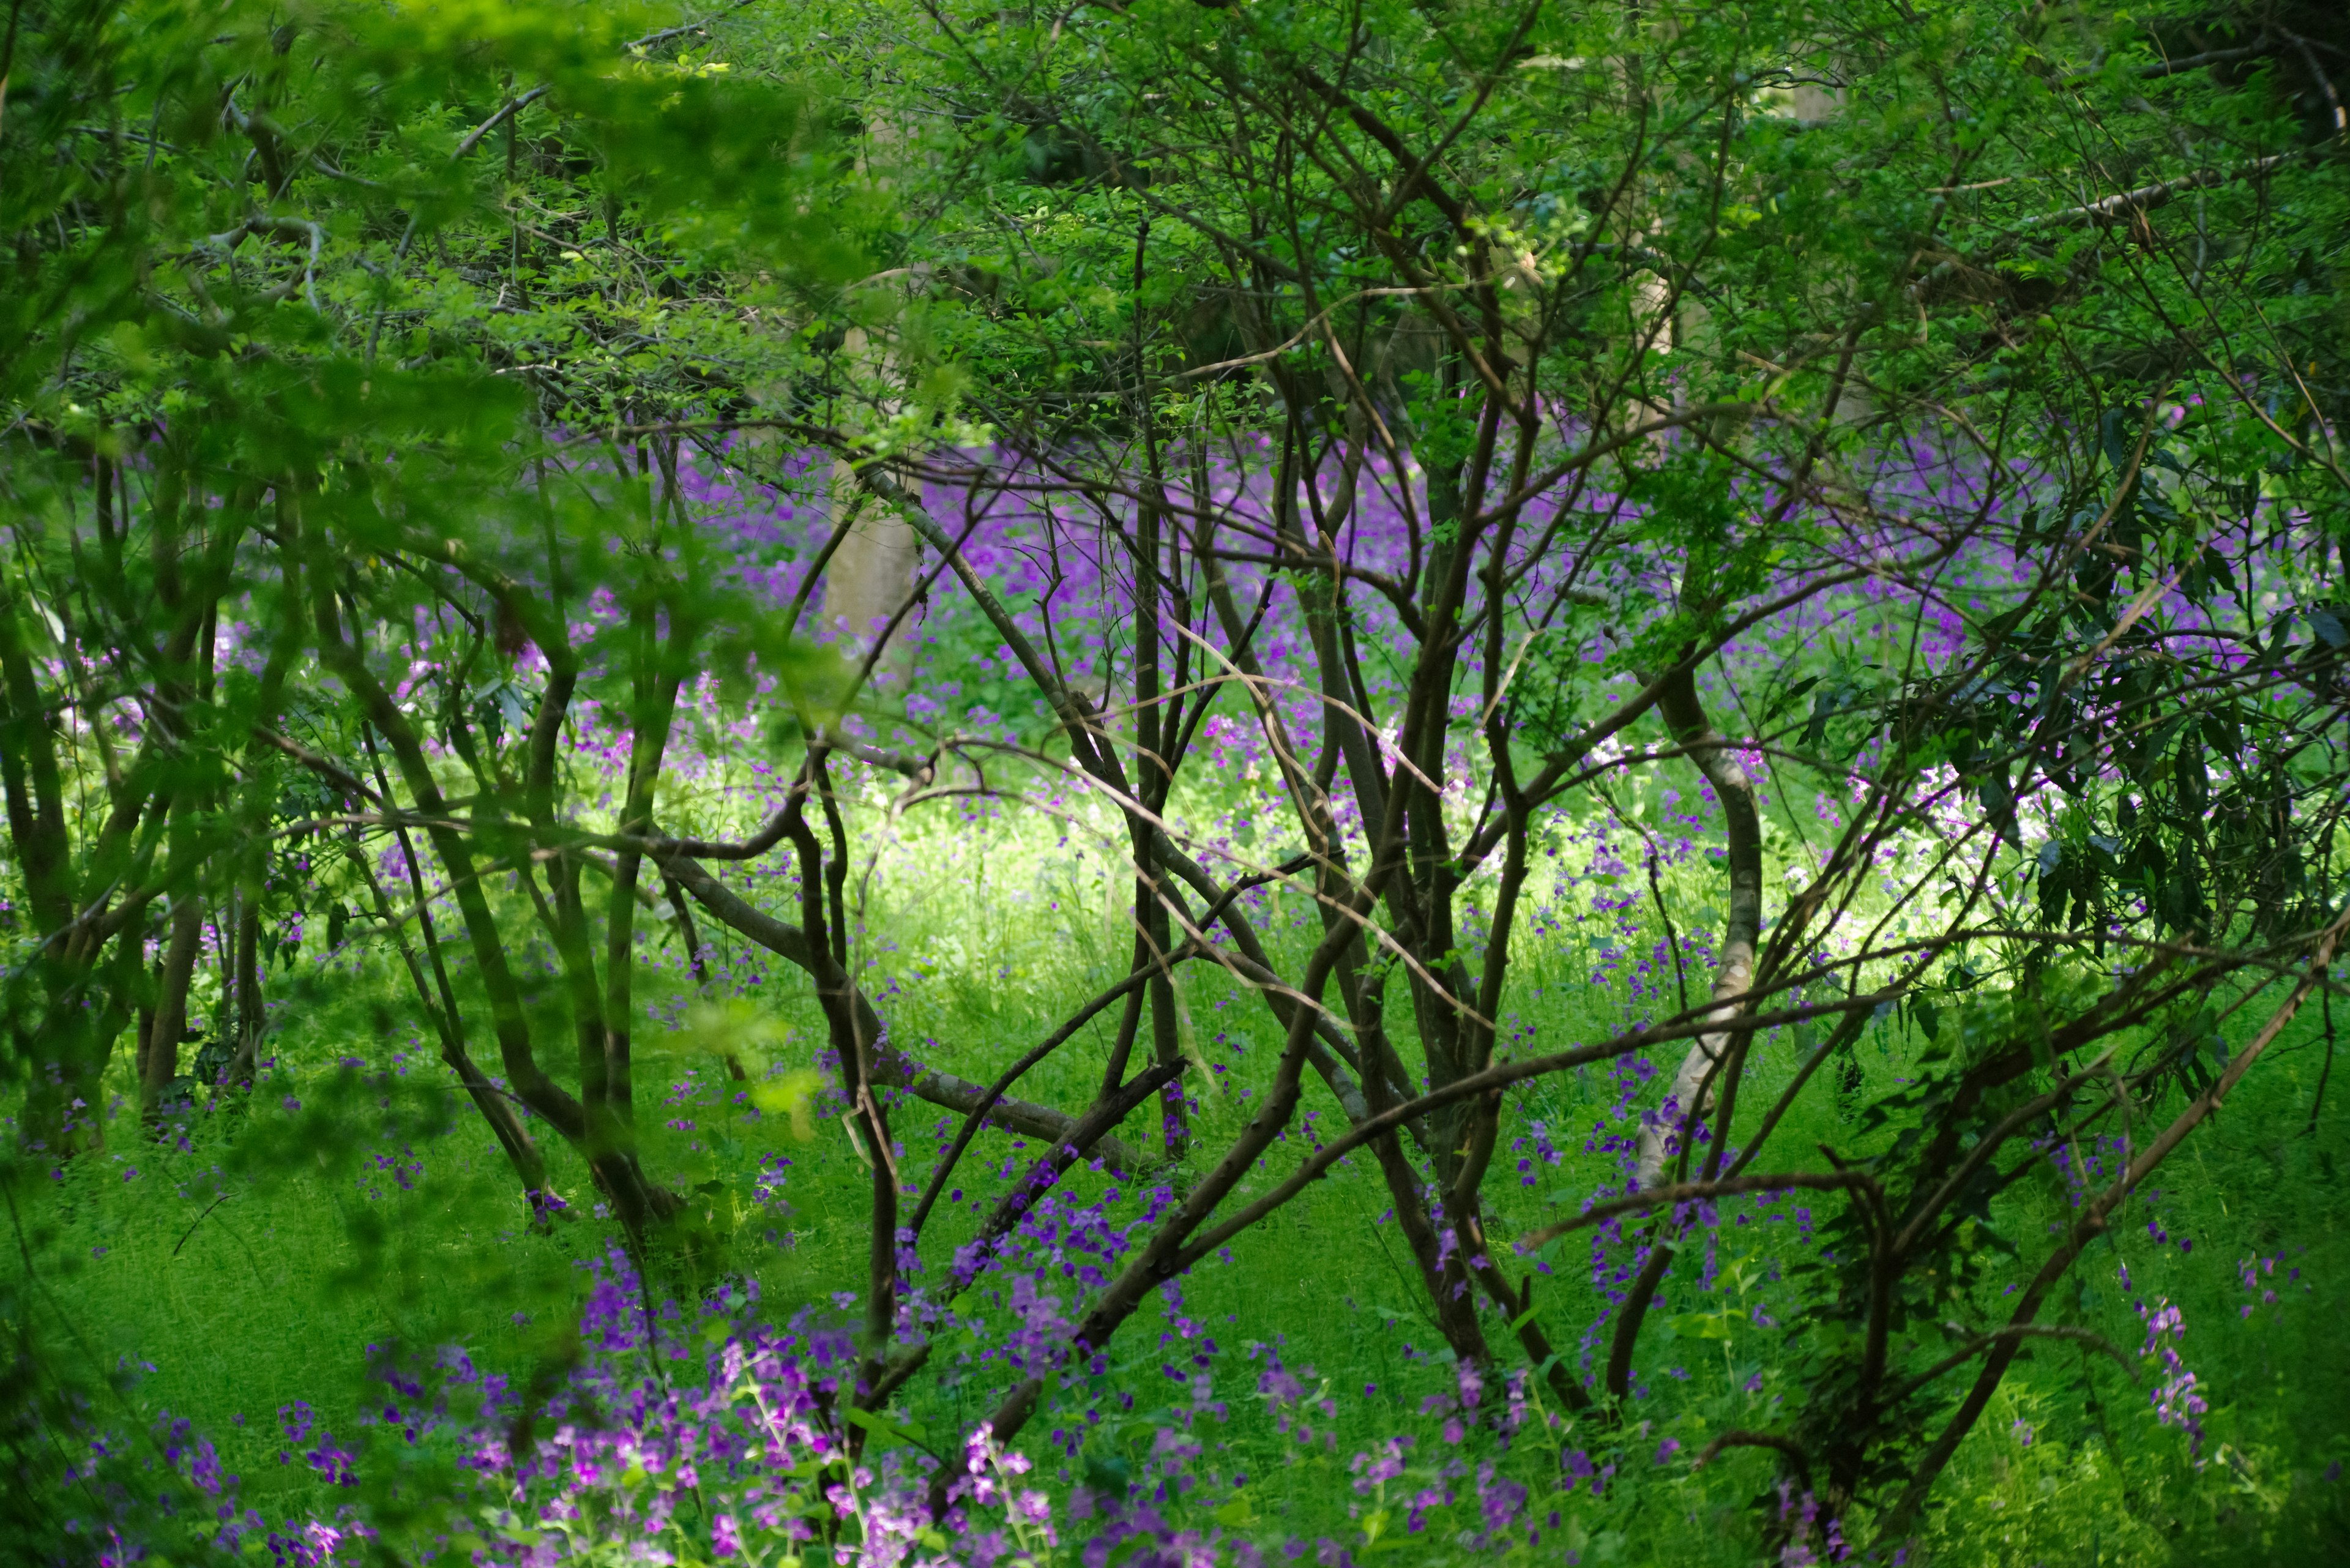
[10,773,2350,1563]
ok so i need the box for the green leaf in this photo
[1669,1310,1737,1342]
[843,1406,930,1448]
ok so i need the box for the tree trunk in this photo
[143,893,206,1124]
[818,457,920,689]
[233,895,263,1080]
[1633,664,1764,1190]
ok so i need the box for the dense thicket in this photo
[3,0,2348,1562]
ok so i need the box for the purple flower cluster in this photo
[2137,1294,2209,1457]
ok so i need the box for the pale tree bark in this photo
[819,459,920,684]
[816,329,920,687]
[1632,665,1764,1190]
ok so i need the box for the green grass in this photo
[9,777,2350,1563]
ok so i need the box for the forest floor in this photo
[15,778,2350,1566]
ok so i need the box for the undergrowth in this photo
[9,769,2348,1565]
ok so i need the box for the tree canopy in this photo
[3,0,2348,1562]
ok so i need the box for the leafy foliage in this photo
[4,0,2350,1562]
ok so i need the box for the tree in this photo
[5,0,2347,1550]
[729,0,2350,1538]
